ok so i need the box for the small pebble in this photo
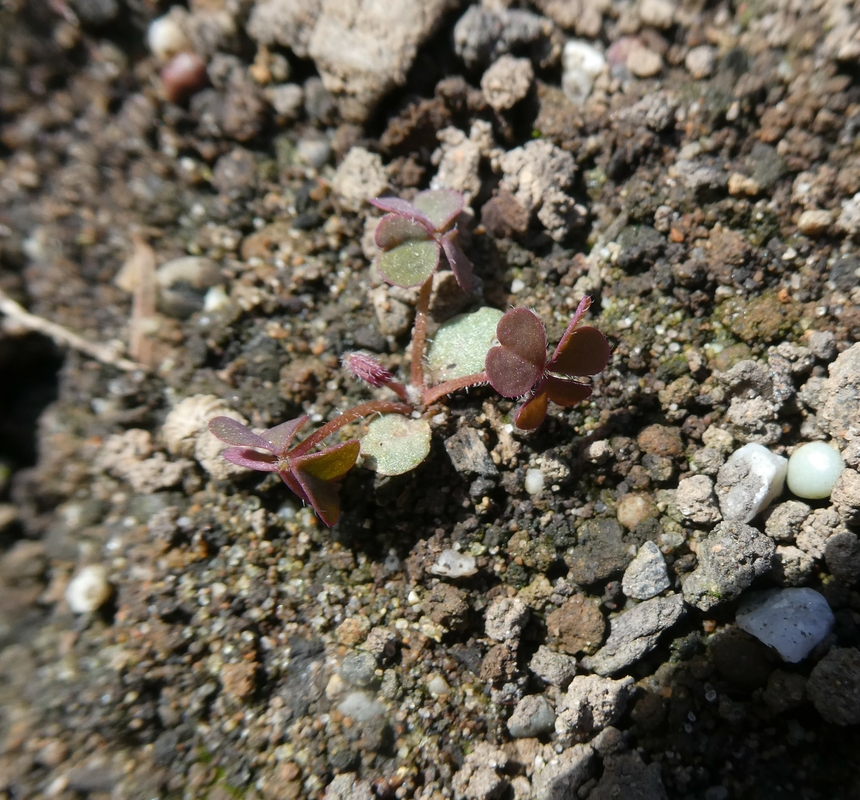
[65,564,112,613]
[787,442,844,500]
[525,468,545,495]
[160,52,208,105]
[561,40,606,104]
[627,46,663,78]
[427,549,478,578]
[147,14,189,61]
[717,443,787,523]
[622,541,670,600]
[507,694,556,738]
[736,587,834,663]
[685,45,715,79]
[798,209,833,237]
[616,493,656,530]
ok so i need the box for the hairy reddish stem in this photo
[423,372,487,406]
[291,401,413,457]
[383,380,411,403]
[410,279,432,391]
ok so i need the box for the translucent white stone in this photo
[787,441,844,500]
[66,564,112,613]
[524,468,545,495]
[427,549,477,578]
[736,588,834,663]
[718,443,787,522]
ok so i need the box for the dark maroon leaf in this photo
[485,308,547,398]
[441,231,474,293]
[548,327,611,377]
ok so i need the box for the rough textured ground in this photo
[1,0,860,798]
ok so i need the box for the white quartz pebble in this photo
[65,564,112,613]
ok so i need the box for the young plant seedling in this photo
[371,188,473,292]
[210,189,610,522]
[208,400,410,526]
[485,296,611,430]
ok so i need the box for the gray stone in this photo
[681,521,775,611]
[808,647,860,725]
[582,595,685,675]
[532,744,595,800]
[675,475,722,525]
[832,468,860,526]
[250,0,456,122]
[825,532,860,585]
[507,694,556,738]
[529,646,577,688]
[485,597,529,643]
[764,500,812,542]
[818,343,860,447]
[445,428,498,476]
[340,652,378,687]
[565,518,632,585]
[588,751,668,800]
[622,541,671,600]
[555,674,634,743]
[453,6,556,70]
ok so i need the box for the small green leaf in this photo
[361,415,431,476]
[376,240,440,287]
[375,215,433,249]
[412,189,464,231]
[426,307,504,383]
[296,440,360,481]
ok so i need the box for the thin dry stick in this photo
[127,234,158,368]
[410,278,433,391]
[0,288,142,372]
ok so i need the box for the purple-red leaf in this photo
[441,231,474,293]
[514,391,549,430]
[209,416,275,452]
[375,214,433,249]
[485,308,547,398]
[221,447,279,471]
[548,326,611,377]
[262,416,309,453]
[291,469,343,527]
[412,189,464,231]
[370,197,434,230]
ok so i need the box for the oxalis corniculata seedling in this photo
[209,189,610,526]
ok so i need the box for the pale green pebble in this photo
[787,442,844,500]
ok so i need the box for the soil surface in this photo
[1,1,860,799]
